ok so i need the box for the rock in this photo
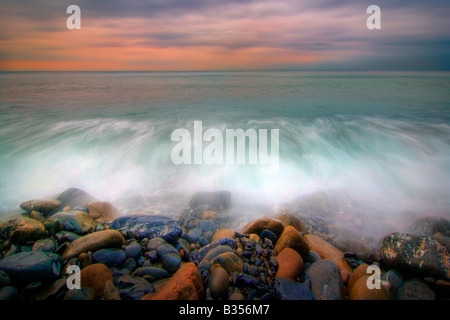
[208,266,229,299]
[276,248,303,280]
[147,237,167,251]
[197,220,216,234]
[87,202,120,223]
[54,231,80,243]
[142,262,203,300]
[274,278,316,300]
[186,228,202,243]
[19,199,61,215]
[196,238,236,262]
[80,263,113,299]
[397,279,435,300]
[274,226,310,260]
[211,229,235,242]
[117,275,155,300]
[157,244,181,274]
[347,264,369,294]
[104,280,121,300]
[260,230,277,246]
[349,275,389,300]
[409,216,450,237]
[45,211,95,235]
[202,210,218,221]
[57,188,97,210]
[189,190,231,211]
[274,213,306,233]
[306,251,321,263]
[0,286,18,300]
[34,278,67,300]
[30,211,46,223]
[32,238,56,252]
[202,245,234,263]
[381,269,404,294]
[109,215,182,244]
[307,259,345,300]
[0,252,61,286]
[64,287,96,300]
[124,257,137,272]
[0,270,10,288]
[242,217,284,240]
[124,241,142,260]
[92,248,126,267]
[61,229,125,261]
[331,238,374,261]
[305,234,353,276]
[229,292,246,300]
[134,267,170,280]
[9,218,45,242]
[378,232,450,281]
[210,252,243,273]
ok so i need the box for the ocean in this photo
[1,71,449,232]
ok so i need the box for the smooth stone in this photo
[197,220,216,234]
[123,241,142,260]
[134,267,170,280]
[87,201,120,223]
[306,251,321,263]
[45,211,95,235]
[177,238,191,259]
[349,275,389,300]
[260,230,277,246]
[274,278,316,300]
[186,228,202,243]
[62,229,125,261]
[397,279,436,300]
[332,238,374,261]
[274,213,306,233]
[80,263,113,299]
[124,257,137,272]
[9,218,45,242]
[146,250,158,262]
[274,226,310,260]
[347,264,369,294]
[0,270,10,288]
[116,275,154,300]
[57,188,97,210]
[211,229,235,242]
[30,211,46,223]
[189,190,231,210]
[196,238,237,262]
[202,210,218,221]
[93,248,126,267]
[20,199,61,215]
[142,262,203,300]
[235,273,261,288]
[305,234,353,277]
[54,231,80,243]
[147,237,167,251]
[0,251,61,286]
[276,248,303,281]
[202,245,234,263]
[104,279,121,300]
[307,259,345,300]
[198,237,209,247]
[409,216,450,236]
[207,266,229,299]
[157,244,181,274]
[0,286,18,300]
[228,292,246,300]
[242,217,285,239]
[379,232,450,280]
[32,238,56,252]
[64,287,96,300]
[34,278,67,300]
[109,215,182,244]
[381,269,404,294]
[210,251,243,273]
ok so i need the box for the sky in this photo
[0,0,449,71]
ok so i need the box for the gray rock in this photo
[275,278,316,300]
[32,238,56,252]
[307,259,345,300]
[54,231,80,243]
[45,211,95,235]
[57,188,97,210]
[409,216,450,236]
[20,199,61,215]
[93,248,126,267]
[134,267,170,280]
[157,244,181,274]
[397,279,436,300]
[146,237,167,251]
[123,241,142,260]
[116,275,154,300]
[197,220,216,234]
[104,280,121,300]
[185,228,202,243]
[123,258,137,272]
[332,237,374,261]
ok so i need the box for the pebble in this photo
[381,269,404,294]
[211,229,235,242]
[9,218,46,243]
[157,243,181,274]
[116,275,154,300]
[87,201,120,223]
[274,213,306,233]
[274,226,310,260]
[397,279,436,300]
[349,275,389,300]
[64,287,96,300]
[33,278,67,300]
[147,237,167,251]
[80,263,113,299]
[208,266,230,299]
[276,248,303,281]
[54,231,80,243]
[307,259,345,300]
[134,267,170,280]
[19,199,61,215]
[260,230,277,246]
[347,264,369,293]
[103,279,121,300]
[123,241,142,260]
[45,211,95,235]
[123,258,137,272]
[93,248,126,267]
[274,278,315,300]
[31,238,56,252]
[211,251,243,273]
[185,228,202,243]
[242,217,285,239]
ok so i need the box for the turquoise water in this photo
[0,71,449,221]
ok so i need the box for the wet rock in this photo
[32,238,56,252]
[202,210,218,221]
[409,216,450,237]
[0,251,61,286]
[381,269,404,294]
[274,226,310,260]
[9,218,45,242]
[186,228,202,243]
[347,264,369,294]
[306,251,321,264]
[109,215,182,244]
[124,241,142,260]
[134,267,170,280]
[116,275,154,300]
[80,263,113,299]
[211,229,235,242]
[64,287,96,300]
[379,232,450,280]
[349,275,389,300]
[197,220,216,234]
[331,238,374,261]
[93,248,126,267]
[305,234,353,276]
[235,273,261,288]
[87,202,120,223]
[57,188,97,210]
[229,292,246,300]
[276,248,303,281]
[147,237,167,251]
[208,266,229,299]
[397,279,435,300]
[124,257,137,272]
[55,231,80,243]
[30,211,46,223]
[274,278,315,300]
[202,245,234,263]
[61,229,125,261]
[20,199,61,215]
[307,259,345,300]
[197,238,237,262]
[260,230,277,246]
[242,217,284,239]
[210,251,243,273]
[104,279,121,300]
[34,278,67,300]
[45,211,95,235]
[274,213,306,233]
[157,244,181,274]
[142,262,203,300]
[0,286,18,300]
[0,270,10,288]
[189,190,231,211]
